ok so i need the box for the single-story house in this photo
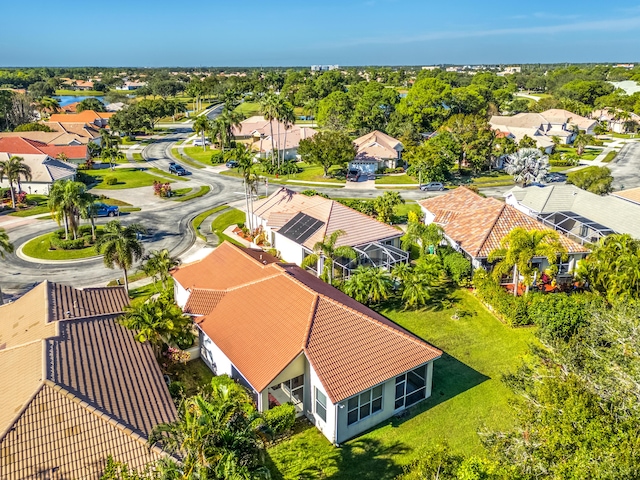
[49,110,114,129]
[0,281,176,478]
[0,153,77,194]
[419,187,589,278]
[505,184,640,242]
[613,186,640,206]
[592,108,640,134]
[0,136,88,164]
[172,242,442,445]
[231,115,318,160]
[249,188,409,277]
[0,130,92,146]
[43,121,102,145]
[350,130,403,173]
[116,81,147,90]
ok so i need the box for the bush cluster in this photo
[263,403,296,440]
[210,151,225,164]
[105,176,118,185]
[441,249,471,286]
[376,167,405,174]
[49,226,96,250]
[153,180,172,197]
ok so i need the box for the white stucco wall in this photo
[306,363,337,444]
[273,232,305,265]
[259,353,306,413]
[174,280,190,310]
[199,329,233,377]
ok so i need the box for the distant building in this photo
[421,66,440,71]
[497,66,522,76]
[311,65,339,72]
[614,64,635,69]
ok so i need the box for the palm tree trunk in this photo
[513,265,519,297]
[63,212,69,240]
[283,128,288,164]
[202,130,206,151]
[90,216,96,241]
[123,267,129,296]
[0,285,4,305]
[8,181,16,209]
[277,122,281,167]
[269,120,275,165]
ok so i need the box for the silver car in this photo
[419,182,445,191]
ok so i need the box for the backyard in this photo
[266,288,536,479]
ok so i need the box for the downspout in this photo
[334,401,340,447]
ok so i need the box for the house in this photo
[62,79,94,91]
[0,152,77,194]
[42,121,102,144]
[0,130,94,146]
[0,281,175,478]
[48,110,114,129]
[419,187,589,277]
[231,115,318,160]
[172,242,442,445]
[592,108,640,134]
[61,101,80,113]
[116,81,147,90]
[613,186,640,206]
[0,136,88,164]
[249,188,408,277]
[490,109,598,152]
[351,131,403,173]
[505,184,640,242]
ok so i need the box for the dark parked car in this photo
[346,169,361,182]
[419,182,445,191]
[545,173,565,183]
[169,163,188,176]
[94,203,119,217]
[226,160,239,168]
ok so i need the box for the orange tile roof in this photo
[175,243,442,402]
[419,187,588,258]
[48,110,110,124]
[253,188,402,249]
[0,136,87,159]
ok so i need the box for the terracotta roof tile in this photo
[0,282,54,350]
[184,289,226,315]
[48,283,129,321]
[176,243,442,402]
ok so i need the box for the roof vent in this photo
[65,311,71,318]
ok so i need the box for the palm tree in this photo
[79,192,98,241]
[193,115,211,151]
[260,92,279,165]
[235,144,258,232]
[48,180,87,240]
[36,96,60,117]
[142,248,179,289]
[503,148,550,187]
[56,152,69,163]
[0,228,14,305]
[300,230,357,285]
[169,99,187,121]
[488,227,568,296]
[0,156,32,208]
[277,101,296,166]
[216,107,243,153]
[573,133,594,156]
[401,272,432,309]
[149,377,270,479]
[402,221,444,257]
[95,220,147,295]
[100,128,120,150]
[343,266,393,305]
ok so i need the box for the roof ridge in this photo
[474,199,507,256]
[224,269,285,292]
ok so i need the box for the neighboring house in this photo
[61,101,80,113]
[419,187,589,278]
[42,121,102,145]
[0,136,88,164]
[0,130,92,146]
[613,186,640,206]
[351,131,403,173]
[249,188,409,277]
[592,108,640,134]
[0,153,77,194]
[172,242,442,445]
[231,116,318,160]
[116,81,147,90]
[49,110,114,129]
[490,109,598,152]
[506,184,640,242]
[0,281,176,478]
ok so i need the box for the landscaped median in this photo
[21,226,103,261]
[82,167,174,189]
[173,185,210,202]
[191,205,229,241]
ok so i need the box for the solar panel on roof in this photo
[279,212,325,244]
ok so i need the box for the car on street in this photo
[226,160,239,168]
[193,139,210,146]
[94,203,119,217]
[419,182,445,191]
[346,169,361,182]
[544,173,565,183]
[169,163,188,176]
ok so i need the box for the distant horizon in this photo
[2,1,640,67]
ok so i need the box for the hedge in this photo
[263,403,296,440]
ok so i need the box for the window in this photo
[347,385,384,426]
[395,365,427,410]
[315,388,327,422]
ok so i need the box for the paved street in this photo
[607,142,640,190]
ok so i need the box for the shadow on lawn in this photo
[266,430,409,480]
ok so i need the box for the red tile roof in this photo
[174,243,442,402]
[0,136,87,159]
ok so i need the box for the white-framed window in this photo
[315,387,327,422]
[347,384,383,426]
[395,364,427,410]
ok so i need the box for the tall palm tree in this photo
[142,248,179,289]
[235,144,258,232]
[95,220,147,295]
[149,377,270,479]
[277,101,296,166]
[260,92,279,165]
[36,97,61,118]
[48,180,87,240]
[216,107,243,153]
[488,227,568,296]
[343,266,393,305]
[0,228,14,305]
[573,133,594,156]
[193,115,211,151]
[0,156,32,208]
[300,230,357,285]
[100,128,120,150]
[402,221,444,257]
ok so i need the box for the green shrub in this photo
[528,293,600,341]
[50,236,87,250]
[442,250,472,286]
[75,171,94,185]
[167,381,185,399]
[263,403,296,439]
[394,167,405,173]
[105,176,118,185]
[300,189,329,198]
[473,270,532,326]
[211,151,224,164]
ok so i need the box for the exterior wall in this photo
[259,353,306,414]
[273,231,305,265]
[198,329,233,377]
[174,280,190,309]
[0,180,66,195]
[421,206,436,225]
[504,195,537,217]
[305,363,337,444]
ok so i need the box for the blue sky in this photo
[1,1,640,66]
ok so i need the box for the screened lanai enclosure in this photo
[538,211,616,245]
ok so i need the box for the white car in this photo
[193,139,210,146]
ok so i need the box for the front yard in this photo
[83,167,173,189]
[220,161,345,184]
[267,288,536,479]
[183,146,222,166]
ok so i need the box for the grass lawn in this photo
[171,148,205,169]
[183,146,221,166]
[375,174,418,185]
[149,167,190,182]
[166,358,215,397]
[106,271,148,287]
[8,194,49,217]
[610,132,638,139]
[192,205,228,240]
[84,168,173,189]
[394,202,421,222]
[221,162,345,184]
[602,151,618,163]
[211,208,245,246]
[550,166,572,172]
[132,153,144,162]
[128,278,174,306]
[267,289,536,479]
[234,102,261,118]
[55,89,103,96]
[470,172,514,188]
[173,185,211,203]
[22,230,102,261]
